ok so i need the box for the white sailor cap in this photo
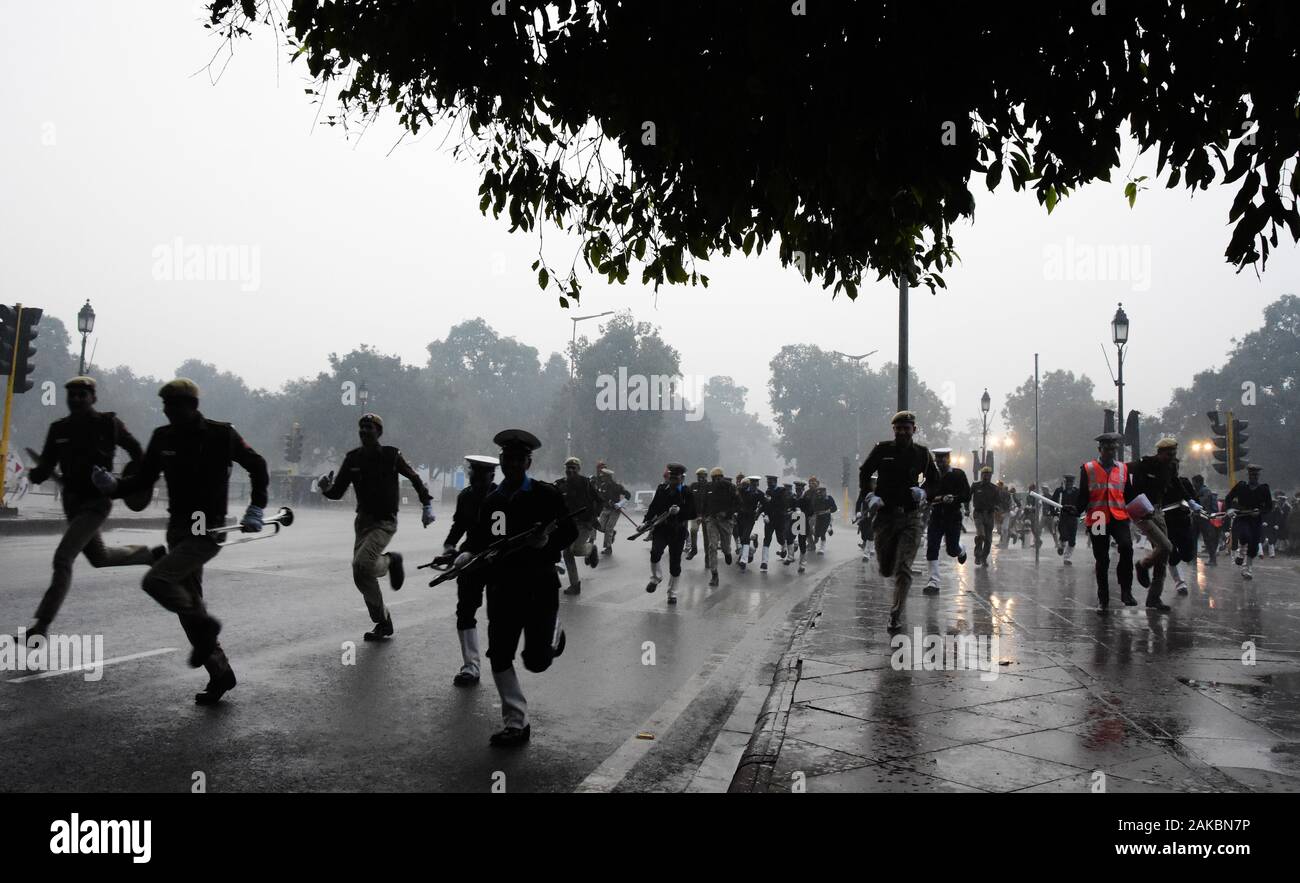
[932,447,953,455]
[465,454,499,470]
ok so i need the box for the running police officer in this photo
[318,413,435,640]
[441,454,498,686]
[25,376,160,639]
[94,378,268,705]
[859,411,942,631]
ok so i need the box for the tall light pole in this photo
[567,311,614,459]
[980,388,991,471]
[897,274,909,411]
[76,300,95,375]
[1111,303,1130,461]
[831,349,878,460]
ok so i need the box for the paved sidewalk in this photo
[736,541,1300,793]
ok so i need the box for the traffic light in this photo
[1208,410,1249,476]
[0,304,42,394]
[284,423,304,463]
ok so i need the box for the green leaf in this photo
[539,268,550,290]
[1124,182,1137,208]
[1045,187,1058,214]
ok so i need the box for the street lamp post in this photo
[76,300,95,375]
[980,388,991,471]
[831,350,877,461]
[1111,303,1130,460]
[567,311,614,459]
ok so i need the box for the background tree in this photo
[210,0,1300,303]
[701,376,782,476]
[998,370,1113,488]
[1153,294,1300,491]
[769,346,951,484]
[565,312,683,484]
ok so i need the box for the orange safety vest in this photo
[1084,460,1128,523]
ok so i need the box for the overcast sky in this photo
[3,1,1295,443]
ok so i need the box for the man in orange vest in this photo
[1076,432,1137,612]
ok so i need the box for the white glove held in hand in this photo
[421,503,436,527]
[910,487,925,504]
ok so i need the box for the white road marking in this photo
[4,648,179,683]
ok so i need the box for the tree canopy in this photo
[1154,293,1300,490]
[209,0,1300,304]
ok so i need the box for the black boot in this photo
[364,612,394,641]
[195,666,237,705]
[188,617,222,667]
[388,552,405,590]
[709,570,719,587]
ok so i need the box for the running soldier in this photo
[642,463,696,603]
[1052,474,1080,565]
[735,476,765,571]
[1225,464,1272,580]
[786,478,813,572]
[685,467,709,560]
[592,464,631,556]
[469,429,576,747]
[554,457,603,596]
[970,466,999,567]
[759,475,790,571]
[923,448,970,594]
[808,477,838,555]
[441,454,498,686]
[701,467,737,586]
[318,413,436,640]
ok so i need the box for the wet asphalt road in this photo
[0,501,848,793]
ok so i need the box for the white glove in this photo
[910,487,925,504]
[240,505,265,533]
[90,465,118,494]
[316,470,334,493]
[866,494,883,513]
[454,552,472,568]
[1188,500,1203,513]
[942,494,955,504]
[421,502,436,528]
[668,504,680,515]
[615,500,626,509]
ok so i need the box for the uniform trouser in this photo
[689,517,703,551]
[1194,519,1218,561]
[999,512,1014,546]
[973,511,995,560]
[142,527,228,675]
[1134,511,1173,602]
[485,578,560,674]
[814,514,831,543]
[650,526,687,577]
[598,508,621,551]
[925,507,963,561]
[858,512,874,544]
[455,570,488,631]
[874,508,923,619]
[1088,516,1133,605]
[703,515,733,569]
[1166,515,1196,567]
[735,517,757,562]
[561,525,597,587]
[762,516,786,549]
[1058,515,1078,548]
[1233,517,1262,559]
[353,514,396,623]
[35,504,154,624]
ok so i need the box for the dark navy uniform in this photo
[644,474,696,599]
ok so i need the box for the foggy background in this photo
[1,0,1295,441]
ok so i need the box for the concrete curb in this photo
[727,557,849,793]
[0,516,171,537]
